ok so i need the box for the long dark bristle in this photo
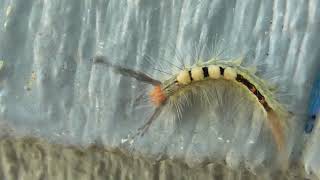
[93,55,161,85]
[138,106,163,136]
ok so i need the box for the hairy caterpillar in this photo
[93,55,290,153]
[305,74,320,133]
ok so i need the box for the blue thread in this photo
[305,74,320,133]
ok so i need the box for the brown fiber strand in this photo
[267,110,285,152]
[267,110,289,170]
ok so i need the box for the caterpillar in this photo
[305,74,320,133]
[93,55,290,152]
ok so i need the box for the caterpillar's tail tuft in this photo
[267,109,286,152]
[267,109,290,169]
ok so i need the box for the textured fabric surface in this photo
[0,0,319,178]
[0,136,307,180]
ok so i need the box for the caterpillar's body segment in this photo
[152,60,288,151]
[158,60,281,112]
[305,74,320,133]
[93,56,289,152]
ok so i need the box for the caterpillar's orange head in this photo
[149,85,167,106]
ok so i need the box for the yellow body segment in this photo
[177,70,191,85]
[224,67,237,80]
[191,67,204,81]
[208,65,220,79]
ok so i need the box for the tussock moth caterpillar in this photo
[93,54,291,156]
